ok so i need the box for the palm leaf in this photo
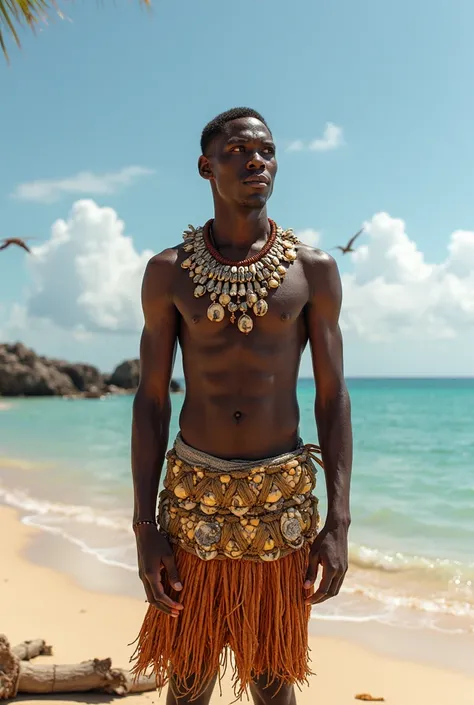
[0,0,151,61]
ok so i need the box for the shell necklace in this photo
[181,219,299,334]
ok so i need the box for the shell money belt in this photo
[181,219,299,334]
[158,444,322,562]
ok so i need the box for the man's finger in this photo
[162,554,183,592]
[147,573,184,610]
[305,564,336,605]
[304,552,320,589]
[142,577,179,617]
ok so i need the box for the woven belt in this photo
[158,436,322,562]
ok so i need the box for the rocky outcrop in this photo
[53,362,104,393]
[0,344,183,397]
[107,359,140,390]
[0,343,77,397]
[107,360,183,393]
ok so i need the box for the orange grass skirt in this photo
[130,544,314,701]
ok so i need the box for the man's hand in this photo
[135,524,184,618]
[304,523,349,605]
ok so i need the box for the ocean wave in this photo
[341,583,474,619]
[22,516,137,572]
[1,482,473,630]
[0,485,131,533]
[349,543,474,580]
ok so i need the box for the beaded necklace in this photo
[181,219,299,334]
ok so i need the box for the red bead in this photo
[203,219,277,267]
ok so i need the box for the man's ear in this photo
[198,155,213,181]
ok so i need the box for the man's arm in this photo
[132,250,178,521]
[132,249,184,617]
[303,250,353,604]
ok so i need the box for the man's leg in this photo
[250,674,297,705]
[166,673,217,705]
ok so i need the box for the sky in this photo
[1,0,474,377]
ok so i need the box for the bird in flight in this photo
[0,237,34,253]
[332,228,364,255]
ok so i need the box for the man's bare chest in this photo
[174,258,310,337]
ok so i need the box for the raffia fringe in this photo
[130,544,313,701]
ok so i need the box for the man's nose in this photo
[246,151,265,170]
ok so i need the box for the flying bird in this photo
[332,228,364,255]
[0,237,34,253]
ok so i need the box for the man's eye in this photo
[230,146,245,153]
[264,148,275,155]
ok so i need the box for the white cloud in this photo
[24,199,153,333]
[286,123,344,153]
[340,212,474,341]
[12,166,154,204]
[4,200,474,369]
[296,229,320,247]
[309,123,344,152]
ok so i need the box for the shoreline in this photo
[1,450,473,674]
[19,510,474,679]
[2,505,474,705]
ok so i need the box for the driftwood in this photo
[0,635,156,699]
[12,639,52,661]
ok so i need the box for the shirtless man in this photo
[131,108,352,705]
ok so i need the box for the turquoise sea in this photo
[1,378,473,634]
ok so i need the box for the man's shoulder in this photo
[141,244,185,303]
[295,242,341,302]
[145,242,185,274]
[296,242,338,274]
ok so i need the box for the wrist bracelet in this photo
[133,519,157,528]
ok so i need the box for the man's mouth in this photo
[243,175,270,186]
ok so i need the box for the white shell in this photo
[201,491,217,507]
[195,546,218,561]
[266,485,283,503]
[207,303,225,322]
[229,493,250,516]
[224,539,244,559]
[280,510,304,543]
[261,548,281,562]
[200,503,218,515]
[237,314,253,334]
[194,520,221,548]
[253,299,268,317]
[264,497,285,512]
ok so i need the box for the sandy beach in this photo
[1,506,473,705]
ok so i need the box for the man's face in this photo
[199,117,278,208]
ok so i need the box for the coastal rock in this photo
[0,345,184,397]
[108,359,183,393]
[0,343,76,397]
[54,362,103,393]
[108,359,140,389]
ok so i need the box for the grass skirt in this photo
[130,544,314,701]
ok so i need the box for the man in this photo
[131,107,352,705]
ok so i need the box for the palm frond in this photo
[1,0,151,62]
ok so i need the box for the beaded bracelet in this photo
[132,519,157,528]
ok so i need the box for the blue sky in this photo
[1,0,474,376]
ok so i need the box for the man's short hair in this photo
[200,107,270,155]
